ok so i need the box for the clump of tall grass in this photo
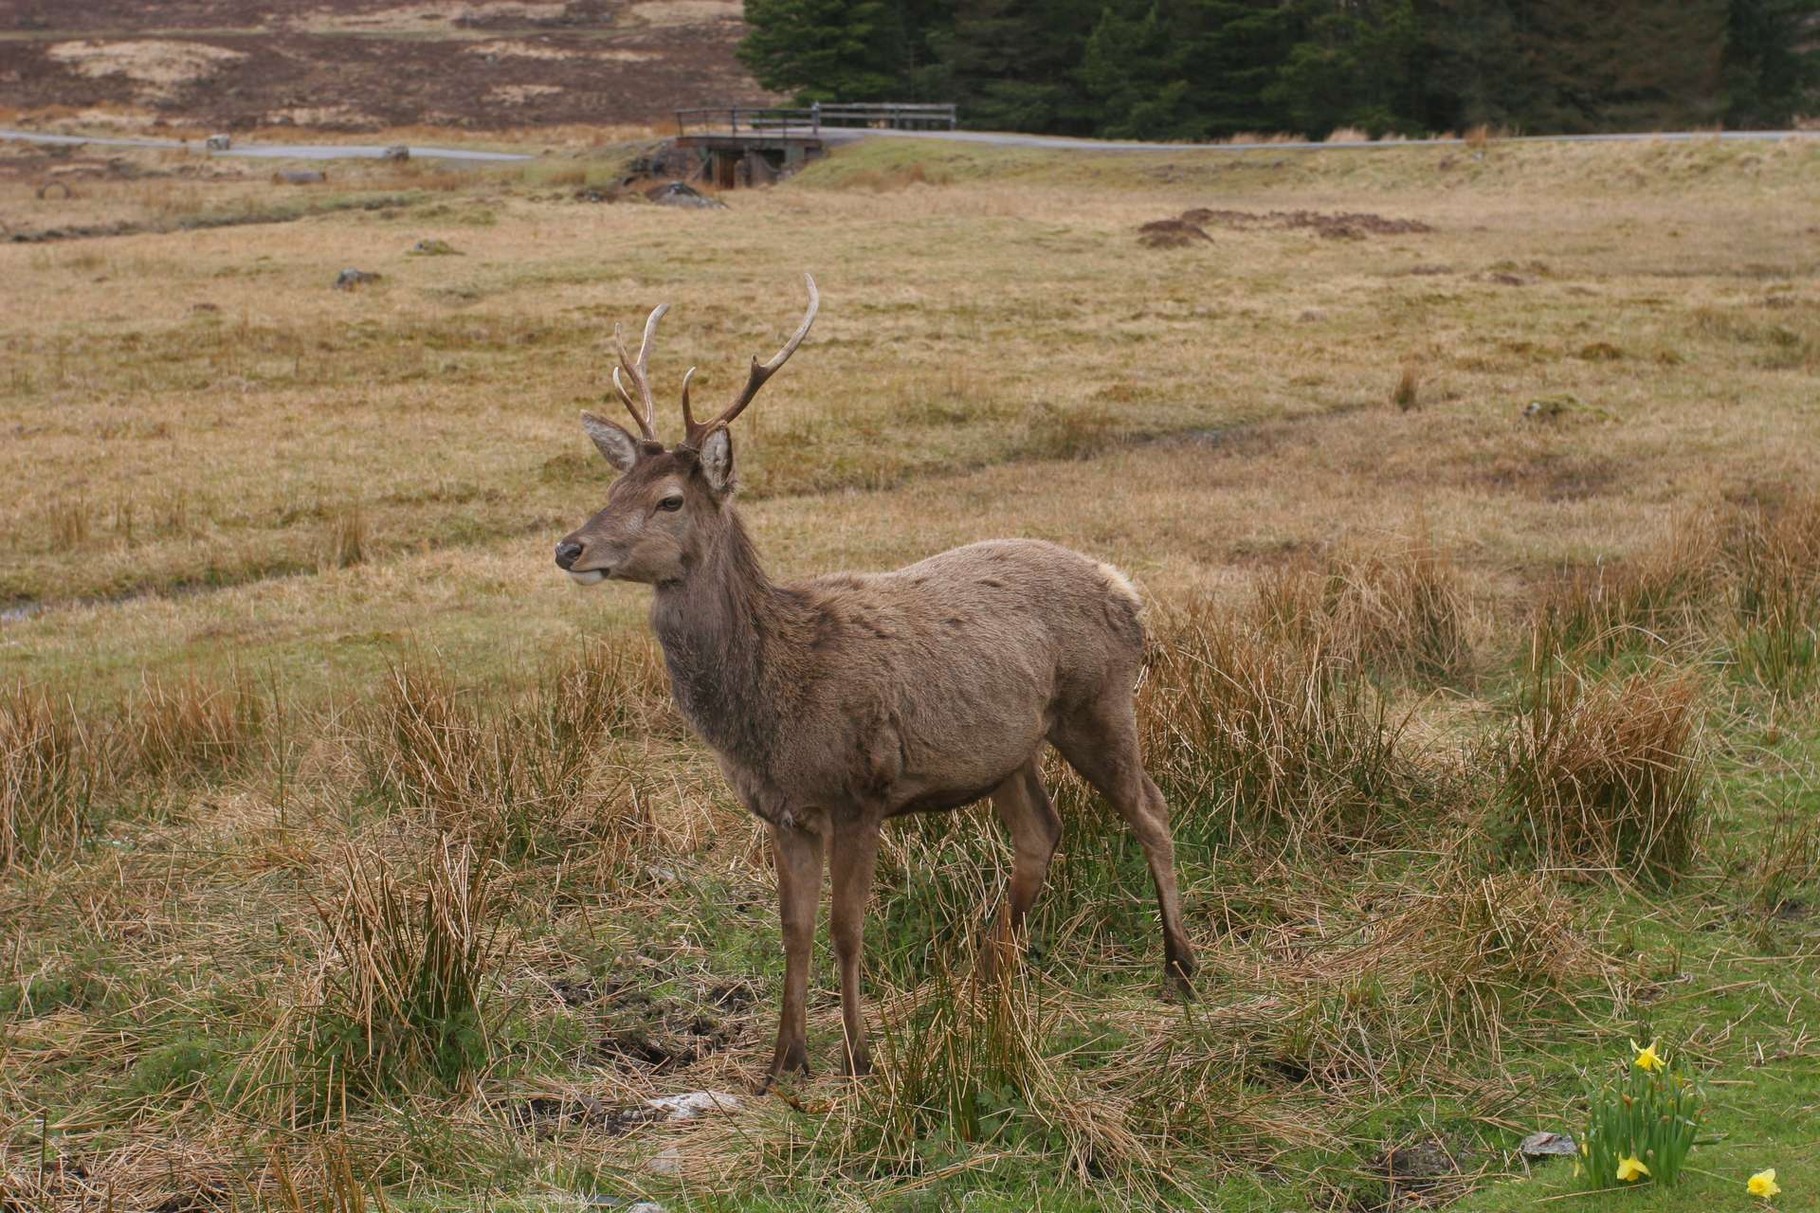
[1402,869,1606,1049]
[1145,597,1418,852]
[1019,401,1121,461]
[847,942,1147,1183]
[1497,643,1705,887]
[321,502,367,571]
[362,644,664,860]
[1391,362,1420,411]
[285,839,503,1124]
[1746,812,1820,928]
[1256,536,1476,683]
[1,682,102,869]
[1724,492,1820,693]
[125,672,265,782]
[1534,514,1723,659]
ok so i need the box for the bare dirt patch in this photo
[1138,216,1214,249]
[1182,206,1435,238]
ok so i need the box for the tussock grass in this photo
[321,503,368,572]
[1498,649,1706,887]
[1145,596,1420,852]
[848,944,1148,1185]
[1395,867,1609,1049]
[1535,513,1724,660]
[125,671,265,783]
[362,645,664,861]
[279,839,504,1124]
[1256,535,1477,683]
[1746,810,1820,927]
[0,682,100,869]
[1726,491,1820,694]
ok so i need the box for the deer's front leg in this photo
[829,815,881,1077]
[765,819,823,1088]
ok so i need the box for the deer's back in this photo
[762,539,1146,815]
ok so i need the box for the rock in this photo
[275,169,326,185]
[383,144,411,162]
[645,1090,740,1122]
[645,180,725,209]
[644,1145,682,1177]
[407,238,460,256]
[205,133,232,151]
[334,268,382,291]
[1519,1131,1579,1158]
[628,1204,665,1213]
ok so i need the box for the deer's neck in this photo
[649,509,804,774]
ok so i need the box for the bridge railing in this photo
[674,103,958,138]
[814,103,958,130]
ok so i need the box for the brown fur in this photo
[555,291,1194,1086]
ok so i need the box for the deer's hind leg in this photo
[1049,696,1196,997]
[983,757,1063,973]
[829,814,882,1077]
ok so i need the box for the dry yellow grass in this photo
[2,136,1813,685]
[1,131,1817,1212]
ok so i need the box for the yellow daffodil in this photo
[1632,1039,1666,1073]
[1748,1169,1781,1199]
[1616,1156,1651,1183]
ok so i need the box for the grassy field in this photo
[2,132,1818,1212]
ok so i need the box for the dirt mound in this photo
[1180,207,1434,239]
[1137,217,1213,249]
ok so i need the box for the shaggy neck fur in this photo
[649,505,808,776]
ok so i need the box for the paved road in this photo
[822,126,1817,153]
[0,127,531,162]
[4,123,1812,163]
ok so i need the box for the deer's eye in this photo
[658,495,684,512]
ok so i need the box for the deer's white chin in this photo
[567,569,608,586]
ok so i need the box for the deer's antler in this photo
[683,273,818,446]
[611,302,669,442]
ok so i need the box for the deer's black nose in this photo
[554,540,584,570]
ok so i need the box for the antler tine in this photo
[685,273,818,444]
[679,366,700,434]
[612,303,669,441]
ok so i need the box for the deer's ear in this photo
[580,411,640,474]
[699,425,734,494]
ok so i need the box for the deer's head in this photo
[555,275,818,586]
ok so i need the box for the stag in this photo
[555,275,1195,1084]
